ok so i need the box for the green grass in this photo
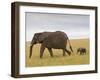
[25,39,89,67]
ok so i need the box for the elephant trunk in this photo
[29,44,33,58]
[29,41,35,58]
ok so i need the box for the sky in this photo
[25,12,90,41]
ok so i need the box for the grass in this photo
[25,39,89,67]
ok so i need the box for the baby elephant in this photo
[77,48,86,55]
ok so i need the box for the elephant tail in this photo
[67,36,73,52]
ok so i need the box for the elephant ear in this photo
[38,32,51,43]
[35,33,42,40]
[38,33,45,43]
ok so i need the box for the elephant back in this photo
[44,31,67,49]
[38,32,52,43]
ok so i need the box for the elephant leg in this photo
[65,49,71,56]
[84,52,85,55]
[80,52,82,55]
[85,51,86,55]
[82,52,84,55]
[83,52,84,55]
[47,48,53,57]
[81,52,83,55]
[84,52,86,55]
[40,44,45,58]
[77,51,79,54]
[63,49,66,56]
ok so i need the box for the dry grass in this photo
[25,39,89,67]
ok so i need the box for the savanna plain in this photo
[25,39,89,67]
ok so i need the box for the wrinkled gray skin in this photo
[29,31,73,58]
[77,48,86,55]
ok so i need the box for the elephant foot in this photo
[51,55,54,57]
[40,54,43,58]
[63,54,66,56]
[69,52,71,56]
[40,56,43,58]
[67,51,71,56]
[65,49,71,56]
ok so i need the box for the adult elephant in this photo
[29,31,73,58]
